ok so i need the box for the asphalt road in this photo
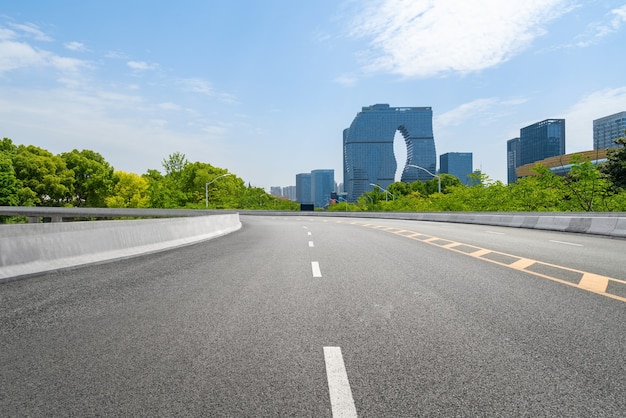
[1,215,625,417]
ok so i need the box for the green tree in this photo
[105,171,150,208]
[600,136,626,191]
[13,145,74,206]
[0,152,19,206]
[61,149,115,207]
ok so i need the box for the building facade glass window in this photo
[295,173,312,204]
[593,111,626,150]
[519,119,565,166]
[440,152,473,185]
[343,104,436,201]
[507,137,521,184]
[311,169,335,208]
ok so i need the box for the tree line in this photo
[3,136,626,220]
[0,138,299,220]
[329,137,626,213]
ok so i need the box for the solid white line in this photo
[485,230,505,235]
[312,261,322,277]
[324,347,357,418]
[549,240,583,247]
[309,241,315,247]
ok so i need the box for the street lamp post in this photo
[407,164,441,193]
[369,183,395,201]
[205,173,234,208]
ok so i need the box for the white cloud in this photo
[0,39,91,75]
[576,4,626,47]
[348,0,573,78]
[8,22,53,41]
[560,87,626,152]
[64,41,88,52]
[127,60,159,71]
[178,77,213,95]
[436,97,528,128]
[0,27,16,40]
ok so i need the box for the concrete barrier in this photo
[0,214,241,281]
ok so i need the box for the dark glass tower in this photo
[519,119,565,166]
[440,152,473,185]
[507,137,521,184]
[343,104,435,201]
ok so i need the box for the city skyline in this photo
[2,1,626,190]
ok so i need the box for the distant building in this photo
[439,152,473,185]
[594,111,626,150]
[282,185,296,201]
[270,186,282,196]
[295,173,312,204]
[519,119,565,166]
[311,169,335,208]
[507,137,521,184]
[516,149,610,178]
[343,104,436,201]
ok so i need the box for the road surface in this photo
[1,215,625,416]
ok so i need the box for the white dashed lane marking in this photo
[311,261,322,277]
[324,347,357,418]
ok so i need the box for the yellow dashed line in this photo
[509,258,536,270]
[368,223,626,303]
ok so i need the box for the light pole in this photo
[407,164,441,194]
[369,183,395,201]
[205,173,234,208]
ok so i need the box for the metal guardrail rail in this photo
[0,206,237,223]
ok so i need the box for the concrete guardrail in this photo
[2,206,625,282]
[0,213,241,282]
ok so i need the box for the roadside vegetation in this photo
[0,137,299,222]
[2,136,626,223]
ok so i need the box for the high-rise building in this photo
[343,104,436,201]
[594,111,626,149]
[311,169,335,208]
[295,173,312,204]
[282,185,296,201]
[507,137,521,184]
[440,152,473,185]
[270,186,282,196]
[519,119,565,166]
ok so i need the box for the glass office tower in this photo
[295,173,312,204]
[343,104,436,201]
[311,169,335,208]
[519,119,565,166]
[507,137,521,184]
[440,152,473,185]
[594,111,626,149]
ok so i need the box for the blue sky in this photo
[2,1,626,190]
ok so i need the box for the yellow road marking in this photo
[354,221,626,303]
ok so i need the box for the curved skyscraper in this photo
[343,104,436,201]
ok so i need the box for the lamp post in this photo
[369,183,395,201]
[407,164,441,194]
[205,173,234,208]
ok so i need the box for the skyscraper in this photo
[311,169,335,208]
[295,173,312,204]
[594,111,626,149]
[440,152,473,185]
[507,137,521,184]
[519,119,565,166]
[343,104,435,201]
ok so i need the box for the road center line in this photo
[312,261,322,277]
[308,231,312,236]
[324,347,357,418]
[549,240,583,247]
[309,241,315,247]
